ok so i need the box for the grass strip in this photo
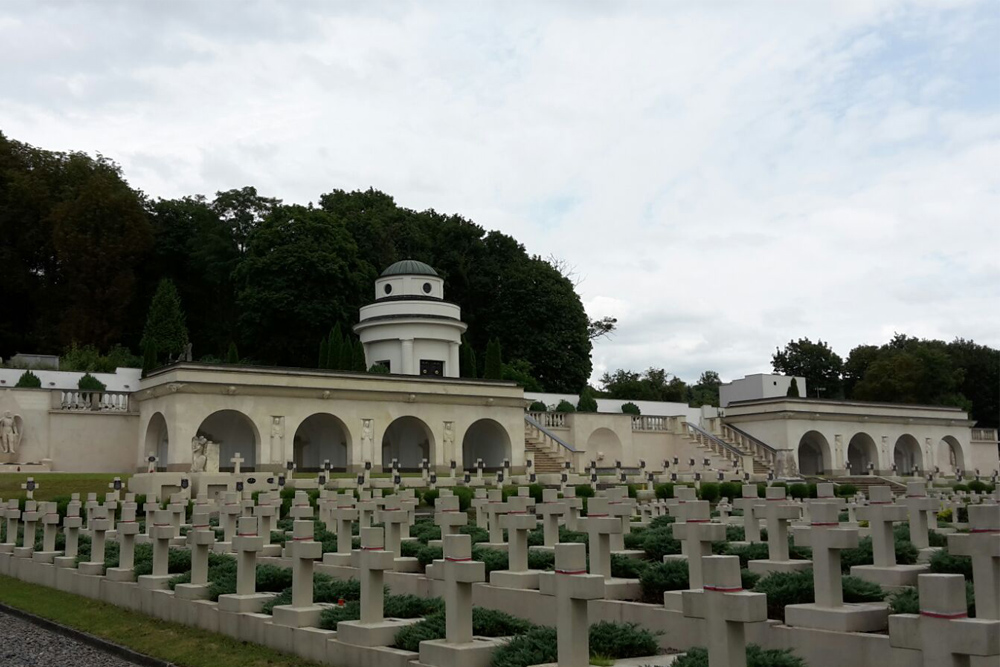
[0,574,325,667]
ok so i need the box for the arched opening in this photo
[144,412,169,471]
[462,419,511,470]
[846,432,878,474]
[382,416,434,471]
[797,431,831,476]
[893,434,922,475]
[935,436,965,477]
[587,428,623,467]
[197,410,259,471]
[293,414,351,472]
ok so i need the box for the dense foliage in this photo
[0,133,593,392]
[673,645,807,667]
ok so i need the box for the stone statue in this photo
[443,421,454,456]
[361,419,373,460]
[270,416,285,463]
[774,449,798,479]
[0,411,22,455]
[191,436,208,473]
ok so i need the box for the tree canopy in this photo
[771,338,844,399]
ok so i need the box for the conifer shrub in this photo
[421,489,439,507]
[620,401,641,415]
[967,480,993,493]
[576,386,598,412]
[452,486,474,511]
[698,482,720,502]
[719,481,742,499]
[889,580,975,616]
[555,399,576,413]
[654,483,675,499]
[673,645,806,667]
[753,569,885,621]
[528,401,548,412]
[611,554,649,579]
[588,621,659,660]
[78,373,107,391]
[15,370,42,388]
[928,549,973,580]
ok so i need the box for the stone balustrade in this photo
[56,390,132,412]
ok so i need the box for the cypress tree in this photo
[577,386,598,412]
[141,341,157,378]
[484,338,503,380]
[226,342,239,364]
[787,377,801,397]
[140,279,189,360]
[318,338,328,369]
[352,339,367,372]
[328,323,343,370]
[460,337,478,378]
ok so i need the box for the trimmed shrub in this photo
[611,554,649,579]
[368,363,390,374]
[620,402,641,415]
[421,489,439,507]
[14,370,41,388]
[555,400,576,413]
[698,482,720,503]
[78,372,107,391]
[929,549,973,580]
[967,480,993,493]
[491,626,558,667]
[639,526,682,561]
[528,400,548,412]
[788,483,809,500]
[576,388,598,412]
[719,481,742,500]
[754,569,885,621]
[588,621,659,660]
[648,514,676,529]
[452,486,474,511]
[574,484,595,498]
[654,483,675,499]
[836,484,858,498]
[673,645,806,667]
[639,560,689,602]
[393,606,532,652]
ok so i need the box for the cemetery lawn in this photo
[0,473,131,501]
[0,575,326,667]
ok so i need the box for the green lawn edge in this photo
[0,575,325,667]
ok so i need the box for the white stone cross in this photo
[902,480,940,550]
[79,506,110,575]
[289,491,314,521]
[857,485,908,568]
[889,573,999,666]
[230,453,245,475]
[563,486,583,532]
[682,555,767,667]
[146,453,157,473]
[15,500,40,558]
[584,497,622,579]
[755,486,807,565]
[484,490,508,545]
[606,486,635,551]
[538,489,566,547]
[470,489,489,528]
[792,502,855,607]
[233,515,264,595]
[735,485,764,543]
[501,502,537,573]
[54,499,82,567]
[37,501,61,559]
[142,498,158,538]
[21,477,38,500]
[434,494,467,541]
[148,508,175,578]
[442,533,484,643]
[947,503,1000,620]
[175,508,215,599]
[273,519,323,628]
[359,526,395,624]
[381,495,409,561]
[2,499,20,551]
[220,492,242,549]
[108,503,141,580]
[672,500,725,589]
[334,498,357,556]
[555,542,605,667]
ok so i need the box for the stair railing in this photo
[524,414,578,472]
[684,421,749,470]
[720,423,777,470]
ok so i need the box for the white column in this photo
[401,338,414,375]
[448,341,460,378]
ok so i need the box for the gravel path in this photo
[0,611,141,667]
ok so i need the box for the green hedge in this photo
[673,645,806,667]
[753,569,885,621]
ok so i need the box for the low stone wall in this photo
[0,551,915,667]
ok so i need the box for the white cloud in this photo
[1,0,997,385]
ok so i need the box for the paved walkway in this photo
[0,610,141,667]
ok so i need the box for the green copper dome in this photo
[380,260,438,277]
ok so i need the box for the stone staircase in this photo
[825,475,907,497]
[523,425,569,473]
[679,427,745,472]
[715,423,777,475]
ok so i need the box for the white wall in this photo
[719,374,806,407]
[526,392,701,423]
[0,367,141,392]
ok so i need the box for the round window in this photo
[384,284,392,295]
[422,282,432,294]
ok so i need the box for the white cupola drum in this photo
[353,260,467,378]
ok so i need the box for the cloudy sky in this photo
[2,1,997,387]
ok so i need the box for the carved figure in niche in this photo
[0,411,22,455]
[442,421,454,456]
[361,419,373,459]
[270,416,285,463]
[191,436,208,473]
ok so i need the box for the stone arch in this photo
[144,412,169,470]
[797,430,831,476]
[935,435,965,476]
[197,410,260,471]
[587,427,623,466]
[382,416,434,471]
[846,432,878,474]
[293,413,351,472]
[461,419,511,470]
[893,434,922,475]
